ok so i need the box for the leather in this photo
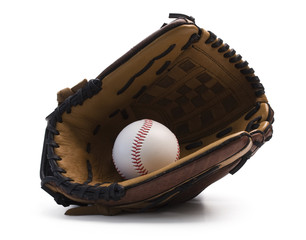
[41,15,274,215]
[57,79,88,105]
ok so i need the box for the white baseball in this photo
[112,119,180,179]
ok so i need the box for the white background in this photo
[1,0,305,239]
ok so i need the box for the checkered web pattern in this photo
[135,58,239,140]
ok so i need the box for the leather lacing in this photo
[42,21,268,206]
[204,31,265,97]
[43,79,125,202]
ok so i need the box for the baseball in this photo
[112,119,180,179]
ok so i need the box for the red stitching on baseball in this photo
[176,139,180,161]
[131,119,152,176]
[114,163,127,179]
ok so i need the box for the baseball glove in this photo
[40,13,274,215]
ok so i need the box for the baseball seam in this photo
[176,139,180,161]
[114,163,127,179]
[131,119,153,176]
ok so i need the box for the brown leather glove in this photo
[40,13,274,216]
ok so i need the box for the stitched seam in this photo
[176,139,180,161]
[114,163,127,179]
[131,119,153,176]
